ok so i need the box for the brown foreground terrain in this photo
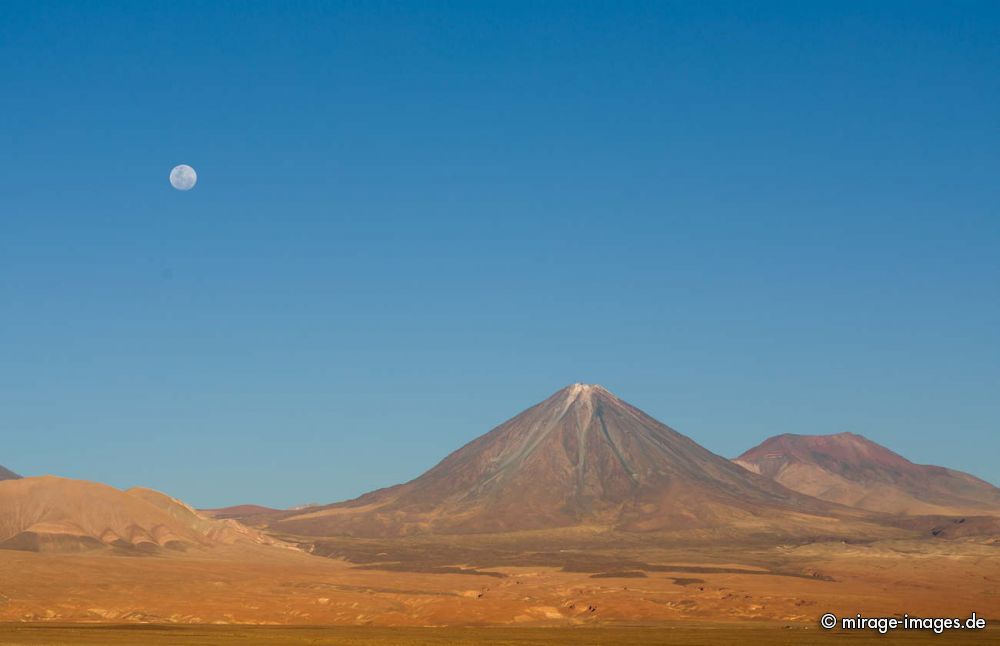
[1,622,996,645]
[0,529,996,632]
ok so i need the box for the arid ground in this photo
[2,622,997,645]
[1,531,996,638]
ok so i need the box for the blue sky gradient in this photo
[2,1,998,506]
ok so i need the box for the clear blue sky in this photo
[2,1,998,507]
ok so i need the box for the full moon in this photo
[169,164,198,191]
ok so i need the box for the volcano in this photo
[273,384,847,537]
[734,432,1000,515]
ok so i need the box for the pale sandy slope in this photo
[0,476,296,552]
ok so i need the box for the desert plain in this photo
[0,528,997,643]
[1,386,997,644]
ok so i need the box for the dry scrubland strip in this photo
[0,624,992,645]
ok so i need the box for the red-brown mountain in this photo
[272,384,852,537]
[734,432,1000,515]
[0,465,19,481]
